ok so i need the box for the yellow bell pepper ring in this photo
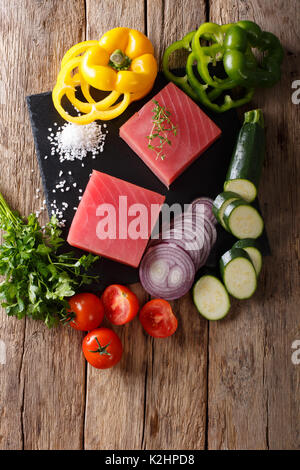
[52,56,131,124]
[53,82,131,124]
[52,27,157,123]
[61,40,99,68]
[80,27,158,93]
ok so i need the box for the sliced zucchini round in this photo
[220,248,257,299]
[212,191,241,229]
[223,199,264,239]
[224,179,257,203]
[233,239,262,275]
[193,275,230,320]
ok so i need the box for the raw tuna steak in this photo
[67,170,165,268]
[120,82,221,187]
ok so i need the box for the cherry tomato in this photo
[139,299,178,338]
[68,293,105,331]
[82,328,123,369]
[102,284,139,325]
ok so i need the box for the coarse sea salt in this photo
[48,121,107,163]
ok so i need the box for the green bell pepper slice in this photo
[186,51,255,113]
[191,22,258,90]
[191,22,239,90]
[162,31,223,102]
[223,20,284,88]
[162,31,199,101]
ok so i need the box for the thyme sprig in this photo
[147,100,177,160]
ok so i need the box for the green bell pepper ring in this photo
[191,22,240,90]
[223,21,284,88]
[162,31,199,101]
[162,31,223,102]
[186,51,255,113]
[191,22,258,90]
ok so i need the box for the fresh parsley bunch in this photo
[0,192,98,327]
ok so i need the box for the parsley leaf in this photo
[0,192,99,327]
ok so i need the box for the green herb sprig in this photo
[147,100,177,160]
[0,192,99,328]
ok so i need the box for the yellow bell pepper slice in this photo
[80,71,154,105]
[52,57,131,124]
[53,83,131,124]
[61,40,99,68]
[53,28,157,123]
[56,57,119,111]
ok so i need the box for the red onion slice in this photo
[149,237,201,270]
[170,221,206,268]
[188,197,217,225]
[139,244,195,300]
[169,213,211,270]
[203,216,217,247]
[145,196,218,291]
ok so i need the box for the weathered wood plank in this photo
[86,0,146,38]
[84,0,148,450]
[0,0,87,450]
[208,0,300,450]
[141,0,209,450]
[147,0,207,68]
[1,0,298,451]
[141,294,208,450]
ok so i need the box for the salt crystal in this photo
[49,122,107,163]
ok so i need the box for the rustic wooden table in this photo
[0,0,299,450]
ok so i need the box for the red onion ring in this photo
[188,197,217,225]
[139,244,195,300]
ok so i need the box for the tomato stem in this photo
[89,338,111,356]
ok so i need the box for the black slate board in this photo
[26,71,270,290]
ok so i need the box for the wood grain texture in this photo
[0,0,299,451]
[208,0,300,450]
[147,0,207,67]
[83,0,148,450]
[141,294,208,450]
[0,0,87,450]
[86,0,146,39]
[143,0,209,450]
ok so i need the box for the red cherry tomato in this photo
[139,299,178,338]
[68,293,105,331]
[82,328,123,369]
[102,284,139,325]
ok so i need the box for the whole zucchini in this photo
[224,109,265,202]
